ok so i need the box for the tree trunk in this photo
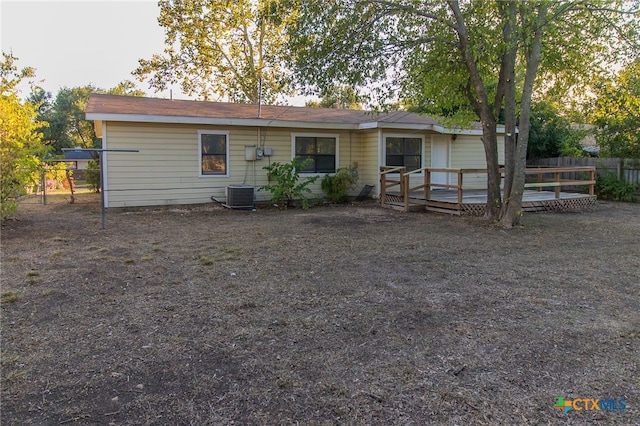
[65,169,75,204]
[500,3,547,228]
[448,0,502,219]
[499,2,518,216]
[481,121,502,219]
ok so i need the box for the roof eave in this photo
[358,122,435,131]
[85,113,359,130]
[85,112,505,134]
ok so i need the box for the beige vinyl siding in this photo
[340,131,364,197]
[104,122,269,207]
[449,134,505,188]
[355,129,379,197]
[103,122,368,207]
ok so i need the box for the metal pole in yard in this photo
[99,151,106,229]
[63,148,138,229]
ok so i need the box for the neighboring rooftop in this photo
[63,150,95,160]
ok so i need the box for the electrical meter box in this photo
[245,146,257,161]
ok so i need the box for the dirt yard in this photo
[2,193,639,425]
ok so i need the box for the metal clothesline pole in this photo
[62,147,139,229]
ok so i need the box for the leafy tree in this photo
[108,80,146,97]
[36,85,99,152]
[285,0,639,227]
[590,60,640,158]
[306,85,363,109]
[29,80,145,154]
[527,101,587,159]
[0,52,47,219]
[134,0,294,104]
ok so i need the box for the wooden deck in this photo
[385,189,596,215]
[380,166,597,215]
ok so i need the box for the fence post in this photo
[554,171,560,199]
[617,159,623,180]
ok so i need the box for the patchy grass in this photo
[49,250,64,260]
[1,291,20,304]
[1,194,639,425]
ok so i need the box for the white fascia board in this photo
[85,113,358,130]
[431,124,507,135]
[358,121,435,131]
[432,124,481,135]
[358,121,380,130]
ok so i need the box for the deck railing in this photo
[525,166,596,197]
[380,165,596,212]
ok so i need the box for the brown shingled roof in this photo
[85,94,442,127]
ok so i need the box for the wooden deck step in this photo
[426,206,462,215]
[383,201,425,212]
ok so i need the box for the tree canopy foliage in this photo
[29,81,145,155]
[0,53,47,219]
[285,0,639,226]
[305,85,363,110]
[590,59,640,158]
[134,0,294,104]
[527,101,587,160]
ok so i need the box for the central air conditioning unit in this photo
[226,185,254,208]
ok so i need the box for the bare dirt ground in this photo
[1,193,639,425]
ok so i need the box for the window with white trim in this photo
[294,135,337,173]
[385,136,422,172]
[199,131,228,176]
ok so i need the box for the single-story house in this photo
[85,94,505,208]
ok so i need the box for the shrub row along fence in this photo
[528,157,640,188]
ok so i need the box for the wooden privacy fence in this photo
[380,165,596,213]
[529,157,640,187]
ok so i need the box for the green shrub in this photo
[321,168,358,203]
[259,157,319,209]
[595,172,638,202]
[86,159,101,193]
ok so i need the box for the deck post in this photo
[380,168,387,205]
[554,171,561,199]
[425,169,431,201]
[537,170,543,192]
[403,172,409,212]
[457,171,463,208]
[589,169,595,196]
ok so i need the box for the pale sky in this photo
[2,0,195,100]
